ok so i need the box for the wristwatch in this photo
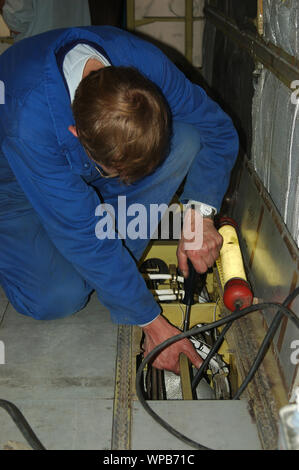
[186,201,217,220]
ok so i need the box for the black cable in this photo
[140,301,299,367]
[191,318,235,392]
[135,379,211,450]
[233,287,299,400]
[136,293,299,450]
[0,399,46,450]
[192,288,299,397]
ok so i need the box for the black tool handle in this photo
[182,258,197,306]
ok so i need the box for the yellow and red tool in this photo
[218,217,253,311]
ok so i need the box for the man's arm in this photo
[143,315,203,374]
[178,210,223,277]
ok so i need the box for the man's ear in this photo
[68,125,78,138]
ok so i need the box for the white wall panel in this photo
[133,0,205,67]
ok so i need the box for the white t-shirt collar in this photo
[63,43,111,102]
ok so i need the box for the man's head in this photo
[71,66,171,184]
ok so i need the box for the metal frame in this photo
[204,4,299,91]
[126,0,204,63]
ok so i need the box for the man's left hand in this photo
[177,214,223,277]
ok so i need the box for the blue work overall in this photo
[0,27,239,324]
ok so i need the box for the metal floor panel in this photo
[131,400,262,451]
[0,288,118,450]
[0,397,114,450]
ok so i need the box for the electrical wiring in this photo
[190,334,231,398]
[0,399,45,450]
[190,335,226,371]
[233,286,299,400]
[135,290,299,451]
[139,300,299,368]
[191,318,234,391]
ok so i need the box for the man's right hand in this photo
[142,314,202,375]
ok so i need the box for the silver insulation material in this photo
[202,1,299,245]
[263,0,299,59]
[252,68,299,246]
[163,371,216,400]
[251,0,299,246]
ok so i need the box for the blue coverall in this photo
[0,26,239,324]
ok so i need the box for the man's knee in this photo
[33,284,90,320]
[3,276,91,321]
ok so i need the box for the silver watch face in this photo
[201,205,213,216]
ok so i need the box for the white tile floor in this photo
[0,287,118,450]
